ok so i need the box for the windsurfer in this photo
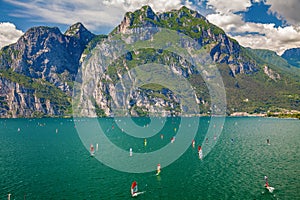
[131,181,138,197]
[171,136,176,143]
[198,145,203,159]
[192,139,195,148]
[156,164,161,175]
[90,144,95,156]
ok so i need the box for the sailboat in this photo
[90,144,95,157]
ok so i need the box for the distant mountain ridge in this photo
[0,6,300,118]
[281,47,300,68]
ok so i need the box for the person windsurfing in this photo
[192,139,195,148]
[131,181,138,197]
[171,136,176,143]
[156,164,161,176]
[198,145,203,160]
[160,134,164,140]
[264,175,274,192]
[90,144,95,156]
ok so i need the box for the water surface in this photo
[0,117,299,199]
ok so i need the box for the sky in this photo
[1,0,300,55]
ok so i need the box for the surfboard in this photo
[266,186,275,193]
[132,191,145,197]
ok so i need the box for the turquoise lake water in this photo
[0,117,299,199]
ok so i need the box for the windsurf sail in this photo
[192,139,195,148]
[264,175,274,193]
[171,136,176,143]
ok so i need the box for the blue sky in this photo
[1,0,300,55]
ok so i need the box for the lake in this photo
[0,117,299,199]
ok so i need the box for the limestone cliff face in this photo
[76,41,208,117]
[0,77,63,117]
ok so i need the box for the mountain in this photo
[76,6,300,117]
[246,48,300,81]
[0,22,95,117]
[0,6,300,118]
[281,48,300,68]
[114,6,257,76]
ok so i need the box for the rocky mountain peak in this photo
[177,6,206,20]
[140,5,156,20]
[64,22,94,41]
[17,26,63,49]
[114,5,256,76]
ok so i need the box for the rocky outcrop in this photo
[263,65,280,81]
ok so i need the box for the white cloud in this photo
[5,0,187,33]
[267,0,300,26]
[231,23,300,55]
[206,12,244,32]
[206,0,251,13]
[206,0,300,55]
[102,0,183,12]
[5,0,123,33]
[105,0,184,12]
[0,22,24,49]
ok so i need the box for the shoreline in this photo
[0,113,299,119]
[230,111,300,120]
